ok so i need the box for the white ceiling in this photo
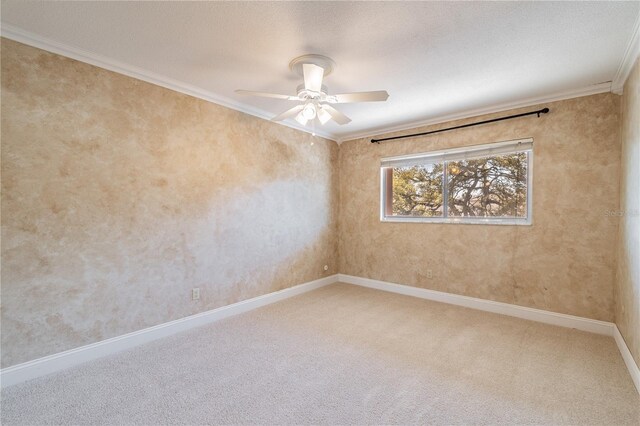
[1,1,639,141]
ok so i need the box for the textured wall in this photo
[1,39,339,368]
[339,94,621,321]
[615,57,640,368]
[0,37,627,370]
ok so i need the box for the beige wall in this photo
[0,39,339,368]
[615,57,640,368]
[339,94,621,322]
[0,37,629,369]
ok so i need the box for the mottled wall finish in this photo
[1,39,339,368]
[339,94,621,321]
[0,36,627,370]
[615,57,640,368]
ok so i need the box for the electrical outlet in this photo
[426,269,433,279]
[192,288,200,301]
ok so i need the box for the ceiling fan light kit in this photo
[236,54,389,130]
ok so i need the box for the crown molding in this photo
[0,24,337,142]
[612,11,640,95]
[335,82,613,144]
[1,23,630,146]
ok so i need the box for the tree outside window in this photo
[382,140,531,224]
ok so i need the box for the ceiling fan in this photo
[235,54,389,128]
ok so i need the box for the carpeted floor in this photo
[1,283,639,425]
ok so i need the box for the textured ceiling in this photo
[1,1,639,141]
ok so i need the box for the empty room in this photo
[1,1,639,424]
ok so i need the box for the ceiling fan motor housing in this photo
[296,84,329,99]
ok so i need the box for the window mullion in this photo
[443,161,449,218]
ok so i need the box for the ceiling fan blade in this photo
[317,106,332,125]
[331,91,389,103]
[235,90,300,101]
[303,64,324,92]
[321,104,351,125]
[271,105,305,121]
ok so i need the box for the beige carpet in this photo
[1,283,639,425]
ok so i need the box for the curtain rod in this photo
[370,107,550,144]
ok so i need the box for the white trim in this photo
[0,24,336,142]
[0,24,619,145]
[612,11,640,94]
[3,274,638,397]
[340,273,640,396]
[336,82,612,143]
[614,325,640,395]
[379,138,533,226]
[0,274,339,388]
[338,274,614,336]
[379,138,533,165]
[379,217,531,226]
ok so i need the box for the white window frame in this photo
[380,138,533,225]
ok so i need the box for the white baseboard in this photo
[4,273,638,397]
[614,325,640,394]
[338,274,640,395]
[338,274,614,336]
[0,274,338,388]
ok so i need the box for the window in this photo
[381,138,532,225]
